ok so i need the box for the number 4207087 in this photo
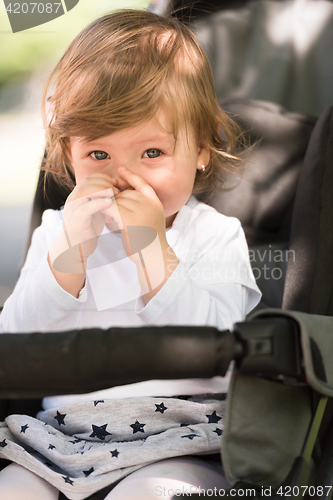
[276,485,333,496]
[6,3,62,14]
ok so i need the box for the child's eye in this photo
[90,151,110,160]
[143,149,162,159]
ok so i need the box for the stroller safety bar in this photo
[0,316,305,399]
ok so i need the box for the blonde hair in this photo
[42,9,244,198]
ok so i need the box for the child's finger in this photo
[117,167,156,199]
[87,187,116,201]
[69,177,119,202]
[80,184,118,199]
[100,201,124,229]
[84,173,116,182]
[64,196,113,246]
[78,196,114,218]
[78,173,119,191]
[67,186,118,211]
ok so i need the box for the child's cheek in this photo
[72,164,90,184]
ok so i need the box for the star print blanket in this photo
[0,395,225,500]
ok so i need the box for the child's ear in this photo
[197,143,210,171]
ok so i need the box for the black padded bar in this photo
[0,326,236,398]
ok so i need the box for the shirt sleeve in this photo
[136,215,261,331]
[135,264,254,331]
[0,211,88,333]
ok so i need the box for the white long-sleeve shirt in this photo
[0,195,261,405]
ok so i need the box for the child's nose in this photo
[109,174,130,192]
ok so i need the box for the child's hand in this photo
[103,167,179,303]
[63,173,119,260]
[104,167,167,253]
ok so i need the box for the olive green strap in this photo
[302,396,328,463]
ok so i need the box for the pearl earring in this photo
[201,165,206,172]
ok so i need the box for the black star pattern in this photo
[20,424,29,433]
[63,476,74,485]
[54,411,66,426]
[90,424,111,441]
[0,439,7,448]
[130,420,146,434]
[181,433,200,440]
[213,428,222,436]
[155,402,168,414]
[110,449,119,458]
[83,467,94,477]
[206,411,222,424]
[48,444,56,450]
[94,400,105,406]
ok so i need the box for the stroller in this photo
[1,95,333,499]
[1,1,333,498]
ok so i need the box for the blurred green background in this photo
[0,0,151,205]
[0,0,150,88]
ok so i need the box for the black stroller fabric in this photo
[283,105,333,315]
[204,98,316,310]
[208,98,316,247]
[220,105,333,489]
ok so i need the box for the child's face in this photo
[68,110,210,227]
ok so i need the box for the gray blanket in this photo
[0,395,225,500]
